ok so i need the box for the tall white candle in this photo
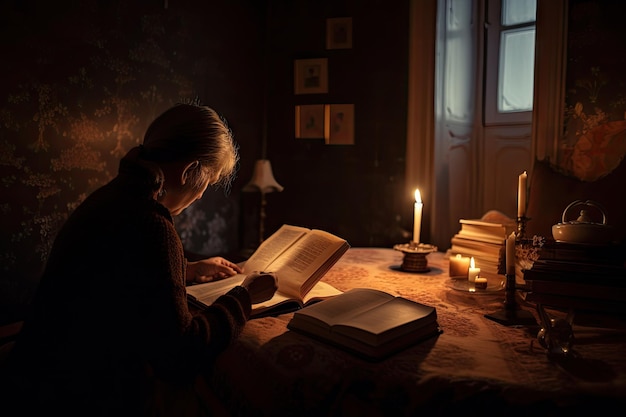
[468,257,480,282]
[517,171,527,218]
[413,189,422,244]
[506,232,516,275]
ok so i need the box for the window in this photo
[485,0,536,124]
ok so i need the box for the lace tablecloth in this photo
[209,248,626,416]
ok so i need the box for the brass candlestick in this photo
[485,273,536,326]
[516,216,530,239]
[485,225,536,326]
[393,242,437,272]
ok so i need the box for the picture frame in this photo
[326,17,352,50]
[294,58,328,95]
[324,104,354,145]
[295,104,325,139]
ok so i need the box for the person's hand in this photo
[240,272,278,304]
[187,257,243,284]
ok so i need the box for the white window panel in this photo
[501,0,536,25]
[498,27,535,112]
[485,0,536,125]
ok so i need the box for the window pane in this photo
[444,0,474,121]
[498,27,535,112]
[502,0,536,26]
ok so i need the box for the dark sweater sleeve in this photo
[138,212,251,381]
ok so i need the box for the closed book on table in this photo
[450,235,504,257]
[458,218,515,240]
[537,240,625,266]
[524,259,626,285]
[522,291,626,314]
[525,279,626,301]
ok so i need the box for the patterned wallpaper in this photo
[0,1,245,321]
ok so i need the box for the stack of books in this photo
[522,240,626,313]
[449,218,516,280]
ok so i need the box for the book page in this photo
[460,218,513,228]
[186,275,246,305]
[456,230,507,244]
[242,225,310,273]
[252,281,343,316]
[266,230,348,298]
[186,276,342,317]
[301,281,343,305]
[336,298,436,345]
[292,288,393,329]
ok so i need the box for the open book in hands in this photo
[186,224,350,318]
[287,288,441,360]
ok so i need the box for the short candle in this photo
[449,254,470,278]
[468,257,480,283]
[474,276,488,289]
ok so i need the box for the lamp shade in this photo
[242,159,284,194]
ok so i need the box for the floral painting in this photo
[559,0,626,181]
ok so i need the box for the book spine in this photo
[527,280,626,300]
[523,268,626,286]
[455,231,506,245]
[537,246,625,266]
[522,292,626,313]
[450,238,504,255]
[530,259,626,276]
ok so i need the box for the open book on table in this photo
[287,288,441,361]
[186,224,350,318]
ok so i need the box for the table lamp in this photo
[243,159,284,244]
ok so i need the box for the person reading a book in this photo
[2,103,278,416]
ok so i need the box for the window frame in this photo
[484,0,536,126]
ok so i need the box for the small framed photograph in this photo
[295,104,325,138]
[326,17,352,50]
[324,104,354,145]
[294,58,328,95]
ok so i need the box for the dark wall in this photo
[0,0,412,324]
[0,0,266,323]
[261,0,412,248]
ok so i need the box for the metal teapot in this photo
[551,200,614,245]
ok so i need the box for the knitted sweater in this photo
[5,149,250,415]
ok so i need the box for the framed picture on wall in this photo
[295,104,325,138]
[294,58,328,95]
[324,104,354,145]
[326,17,352,50]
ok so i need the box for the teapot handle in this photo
[562,200,607,224]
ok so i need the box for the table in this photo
[209,248,626,416]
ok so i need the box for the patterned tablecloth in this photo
[209,248,626,416]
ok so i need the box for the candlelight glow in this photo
[414,189,422,203]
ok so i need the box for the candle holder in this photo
[485,272,536,326]
[516,216,530,239]
[393,242,437,272]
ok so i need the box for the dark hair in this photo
[142,103,239,190]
